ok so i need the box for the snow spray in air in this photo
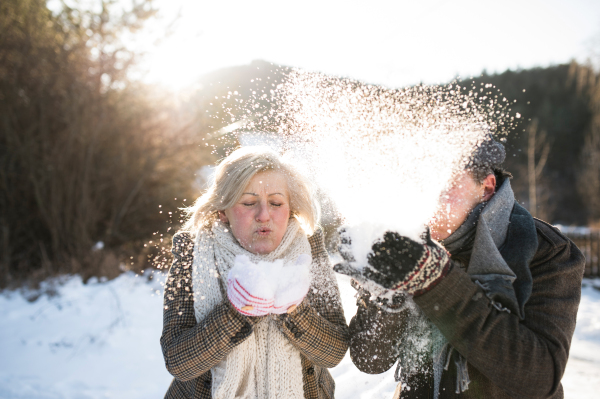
[267,70,514,268]
[234,69,517,388]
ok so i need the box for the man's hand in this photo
[334,229,450,295]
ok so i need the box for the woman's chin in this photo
[247,237,279,255]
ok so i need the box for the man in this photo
[335,139,585,398]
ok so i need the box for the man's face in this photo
[429,172,493,241]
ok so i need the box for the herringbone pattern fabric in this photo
[161,229,348,399]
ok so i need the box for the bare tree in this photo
[578,71,600,224]
[579,127,600,223]
[569,43,600,225]
[527,118,551,218]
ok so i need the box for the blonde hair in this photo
[181,146,320,235]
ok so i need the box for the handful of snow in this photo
[227,254,312,316]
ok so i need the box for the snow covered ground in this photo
[0,272,599,398]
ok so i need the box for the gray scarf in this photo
[444,179,530,315]
[442,178,521,312]
[434,179,518,398]
[398,179,533,397]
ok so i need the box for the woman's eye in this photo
[270,202,282,207]
[242,203,256,207]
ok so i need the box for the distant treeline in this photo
[458,65,600,225]
[2,1,599,287]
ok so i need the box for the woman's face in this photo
[219,170,291,255]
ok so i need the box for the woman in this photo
[160,146,348,399]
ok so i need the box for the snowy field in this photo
[1,272,599,399]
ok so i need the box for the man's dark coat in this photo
[348,206,585,398]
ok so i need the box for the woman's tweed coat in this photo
[160,228,349,399]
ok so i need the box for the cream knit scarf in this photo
[191,218,310,399]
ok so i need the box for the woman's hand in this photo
[227,254,312,316]
[334,228,450,295]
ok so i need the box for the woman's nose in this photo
[255,203,270,222]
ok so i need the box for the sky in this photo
[132,0,600,91]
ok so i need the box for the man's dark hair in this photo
[493,167,512,190]
[466,136,507,184]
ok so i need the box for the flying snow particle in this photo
[243,70,511,267]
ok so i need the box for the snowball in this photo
[228,255,283,300]
[273,254,312,313]
[228,254,312,313]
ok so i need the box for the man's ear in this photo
[482,173,496,201]
[218,211,229,223]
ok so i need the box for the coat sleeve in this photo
[275,229,349,368]
[160,233,263,381]
[413,222,585,399]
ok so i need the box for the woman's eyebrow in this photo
[241,192,286,197]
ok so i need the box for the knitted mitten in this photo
[335,229,450,295]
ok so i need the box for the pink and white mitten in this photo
[272,254,312,314]
[227,255,281,316]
